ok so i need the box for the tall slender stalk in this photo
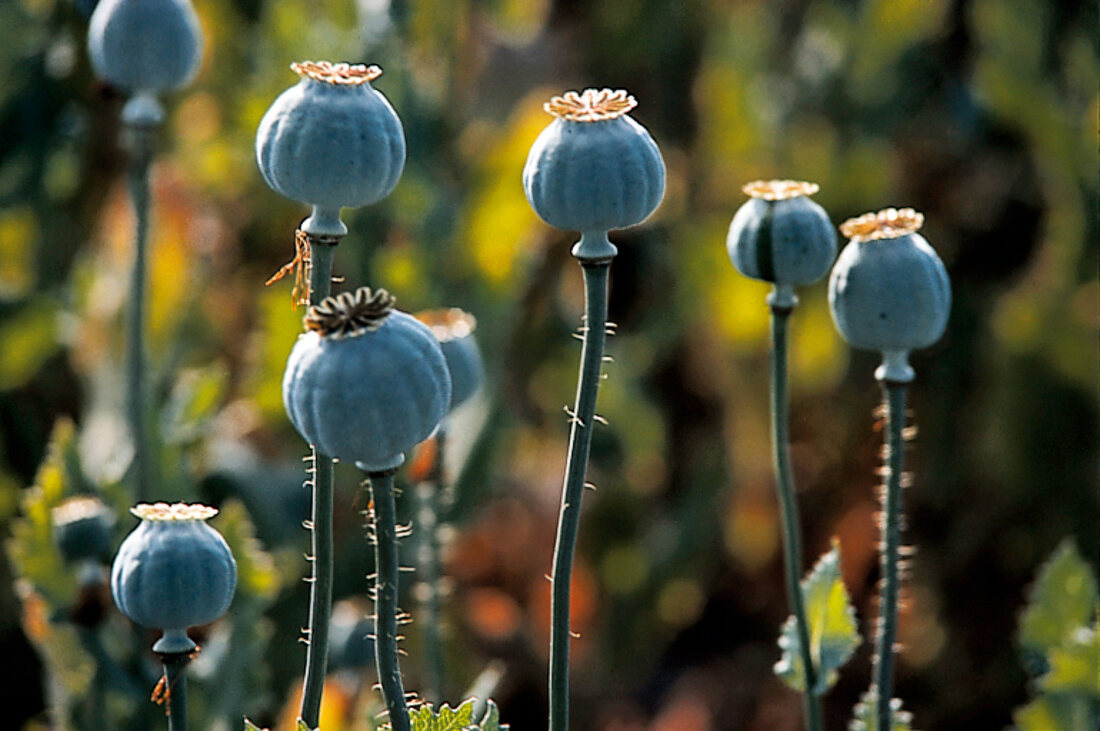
[299,236,337,729]
[769,301,823,731]
[125,124,155,502]
[549,249,612,731]
[160,653,190,731]
[416,426,448,704]
[874,381,907,730]
[367,469,410,731]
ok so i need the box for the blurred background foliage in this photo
[0,0,1096,728]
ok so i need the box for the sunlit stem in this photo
[549,231,615,731]
[416,424,448,704]
[873,380,908,730]
[160,652,191,731]
[299,236,338,729]
[368,469,411,731]
[125,123,155,502]
[768,287,823,731]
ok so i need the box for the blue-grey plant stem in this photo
[368,469,411,731]
[299,236,338,729]
[160,652,190,731]
[769,303,823,731]
[549,254,612,731]
[874,380,907,730]
[416,424,448,704]
[125,123,155,503]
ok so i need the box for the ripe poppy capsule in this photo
[110,503,237,654]
[87,0,204,125]
[523,89,665,260]
[829,208,951,383]
[282,287,451,473]
[726,180,836,308]
[415,308,483,411]
[256,62,406,238]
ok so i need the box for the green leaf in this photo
[775,541,861,695]
[478,700,509,731]
[1042,624,1100,696]
[408,699,476,731]
[1019,538,1098,662]
[1013,693,1099,731]
[849,690,913,731]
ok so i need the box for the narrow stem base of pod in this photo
[875,350,915,384]
[302,205,348,238]
[571,231,618,263]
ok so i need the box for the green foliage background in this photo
[0,0,1095,728]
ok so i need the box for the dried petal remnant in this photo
[415,308,476,343]
[742,179,820,201]
[544,89,637,122]
[306,287,396,338]
[131,503,219,522]
[291,60,382,85]
[840,207,925,243]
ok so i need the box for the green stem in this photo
[299,236,338,729]
[769,302,823,731]
[549,242,613,731]
[416,426,447,704]
[161,653,190,731]
[874,381,907,730]
[368,470,411,731]
[125,124,155,503]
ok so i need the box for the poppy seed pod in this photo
[727,180,836,306]
[87,0,203,125]
[829,208,951,383]
[256,62,406,238]
[53,496,116,565]
[415,308,483,411]
[282,288,451,472]
[110,503,237,654]
[523,89,665,259]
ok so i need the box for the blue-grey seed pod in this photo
[523,89,665,258]
[415,308,483,411]
[53,496,116,565]
[282,288,451,473]
[256,62,406,238]
[727,180,836,298]
[110,503,237,654]
[829,208,951,382]
[87,0,203,99]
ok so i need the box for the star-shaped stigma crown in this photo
[291,61,383,86]
[840,207,925,243]
[742,180,820,201]
[544,88,637,122]
[305,287,397,338]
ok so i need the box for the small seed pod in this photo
[110,503,237,654]
[727,180,836,306]
[256,62,406,238]
[415,308,483,411]
[829,208,951,382]
[282,287,451,472]
[52,496,116,565]
[87,0,203,125]
[523,89,665,259]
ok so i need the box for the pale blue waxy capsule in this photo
[727,180,836,308]
[523,89,665,260]
[829,208,951,383]
[110,503,237,654]
[282,288,451,473]
[87,0,204,125]
[256,62,406,238]
[415,308,483,411]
